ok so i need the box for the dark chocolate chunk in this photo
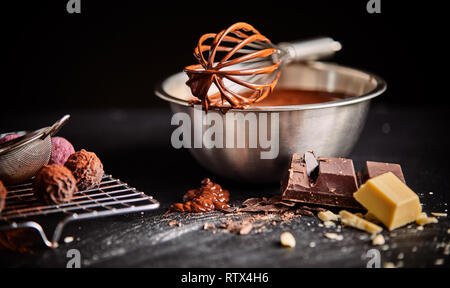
[281,153,361,209]
[358,161,406,185]
[314,157,359,195]
[304,151,319,177]
[0,180,7,212]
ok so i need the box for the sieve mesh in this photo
[0,129,52,185]
[0,115,70,185]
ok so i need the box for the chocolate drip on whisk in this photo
[184,22,281,111]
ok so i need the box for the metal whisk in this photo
[184,22,341,110]
[0,115,70,185]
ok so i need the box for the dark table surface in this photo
[0,104,449,268]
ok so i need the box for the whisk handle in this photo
[278,37,342,63]
[41,114,71,139]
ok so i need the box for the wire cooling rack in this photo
[0,174,159,248]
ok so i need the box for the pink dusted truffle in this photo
[0,133,20,144]
[49,137,75,165]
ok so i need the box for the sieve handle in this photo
[278,37,342,63]
[41,114,71,139]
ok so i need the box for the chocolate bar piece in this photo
[358,161,405,185]
[281,153,361,209]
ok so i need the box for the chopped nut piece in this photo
[323,221,336,228]
[444,244,450,255]
[239,223,253,235]
[372,234,385,246]
[318,210,339,222]
[168,220,177,226]
[416,213,438,226]
[436,242,446,248]
[280,232,296,248]
[339,210,383,234]
[203,223,216,230]
[324,233,343,241]
[434,258,444,266]
[64,236,74,244]
[431,212,447,217]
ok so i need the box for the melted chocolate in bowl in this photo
[250,88,347,107]
[205,88,349,109]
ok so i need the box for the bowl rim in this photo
[154,61,387,112]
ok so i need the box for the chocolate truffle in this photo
[0,134,20,145]
[49,137,75,165]
[33,164,78,205]
[0,180,7,212]
[65,149,104,190]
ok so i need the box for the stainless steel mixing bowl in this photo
[155,61,386,183]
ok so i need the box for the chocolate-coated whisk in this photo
[184,22,341,110]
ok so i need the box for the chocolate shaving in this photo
[238,195,296,213]
[239,204,289,213]
[299,205,328,212]
[295,209,315,216]
[242,198,262,207]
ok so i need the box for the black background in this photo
[3,0,442,109]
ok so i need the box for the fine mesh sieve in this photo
[0,115,70,185]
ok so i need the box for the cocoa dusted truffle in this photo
[33,164,78,205]
[0,180,8,212]
[65,149,104,190]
